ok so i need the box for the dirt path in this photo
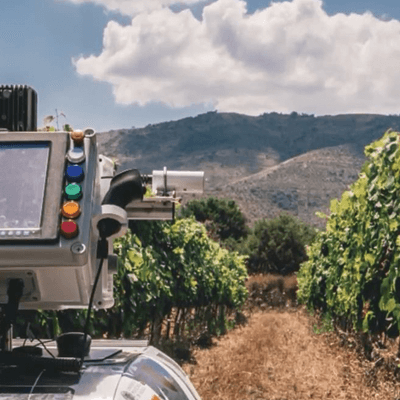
[183,308,400,400]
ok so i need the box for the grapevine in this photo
[297,128,400,338]
[112,217,248,341]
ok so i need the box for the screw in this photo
[71,242,86,255]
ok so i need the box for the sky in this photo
[1,0,400,132]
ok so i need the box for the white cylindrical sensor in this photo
[152,169,204,194]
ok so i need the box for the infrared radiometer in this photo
[0,85,204,311]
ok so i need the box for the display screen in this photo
[0,143,50,231]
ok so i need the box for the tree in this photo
[179,197,248,247]
[242,212,317,275]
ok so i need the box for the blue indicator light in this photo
[66,164,84,183]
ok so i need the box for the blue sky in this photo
[1,0,400,132]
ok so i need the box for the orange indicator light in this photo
[71,130,85,145]
[61,201,81,218]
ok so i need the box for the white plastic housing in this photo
[152,169,204,194]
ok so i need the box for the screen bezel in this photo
[0,132,68,241]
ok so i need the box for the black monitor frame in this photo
[0,132,68,241]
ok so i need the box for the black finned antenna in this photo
[0,85,37,132]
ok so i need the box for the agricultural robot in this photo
[0,85,203,400]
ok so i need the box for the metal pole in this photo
[4,326,12,352]
[55,109,60,131]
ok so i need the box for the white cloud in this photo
[65,0,206,15]
[73,0,400,116]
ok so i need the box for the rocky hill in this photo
[97,111,400,228]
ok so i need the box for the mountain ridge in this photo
[97,111,400,228]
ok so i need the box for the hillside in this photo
[97,112,400,227]
[214,144,365,227]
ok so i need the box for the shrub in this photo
[241,212,317,275]
[179,197,248,247]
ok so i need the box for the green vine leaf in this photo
[298,129,400,338]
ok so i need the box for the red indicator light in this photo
[60,220,79,239]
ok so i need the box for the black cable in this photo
[36,337,55,359]
[20,326,55,358]
[33,339,54,347]
[80,251,106,365]
[80,223,113,364]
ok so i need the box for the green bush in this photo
[241,212,317,275]
[178,197,248,248]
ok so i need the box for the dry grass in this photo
[245,274,299,311]
[182,275,400,399]
[183,308,400,399]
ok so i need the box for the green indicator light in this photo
[65,183,82,200]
